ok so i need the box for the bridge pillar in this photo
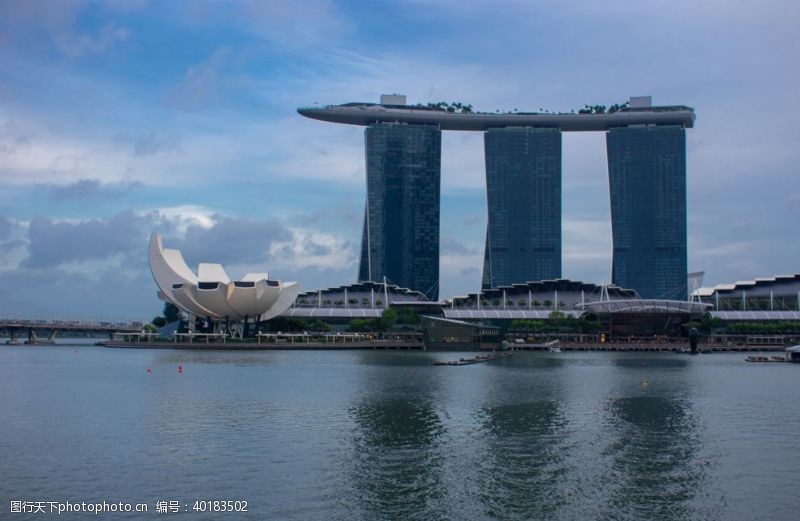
[48,330,58,342]
[28,328,36,343]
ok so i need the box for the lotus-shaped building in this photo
[148,233,300,323]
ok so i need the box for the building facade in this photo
[300,96,694,297]
[607,125,687,300]
[482,127,561,288]
[358,123,441,300]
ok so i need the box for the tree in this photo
[152,316,167,328]
[349,319,368,332]
[395,307,420,325]
[378,308,398,331]
[310,319,332,332]
[163,303,181,323]
[263,317,307,332]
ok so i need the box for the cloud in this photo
[0,266,157,319]
[0,216,28,273]
[23,211,148,268]
[269,228,357,271]
[0,1,132,57]
[47,179,144,202]
[0,215,12,240]
[172,215,292,267]
[180,0,350,50]
[441,237,478,255]
[166,47,251,111]
[12,205,355,282]
[126,131,182,156]
[0,206,363,316]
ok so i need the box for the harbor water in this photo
[2,341,799,520]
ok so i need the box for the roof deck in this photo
[297,102,695,131]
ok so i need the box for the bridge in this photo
[0,317,145,344]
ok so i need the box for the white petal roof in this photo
[148,233,299,321]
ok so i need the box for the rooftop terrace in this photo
[298,96,695,131]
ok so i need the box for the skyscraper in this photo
[358,123,441,300]
[300,95,694,300]
[482,127,562,288]
[606,125,687,300]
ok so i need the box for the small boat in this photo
[433,350,513,366]
[546,340,561,352]
[745,355,785,363]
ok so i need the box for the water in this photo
[2,341,799,520]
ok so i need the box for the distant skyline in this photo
[1,0,798,318]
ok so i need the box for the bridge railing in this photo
[0,316,147,330]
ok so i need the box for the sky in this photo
[0,0,798,320]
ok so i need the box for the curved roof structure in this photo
[578,299,711,315]
[298,104,695,131]
[443,309,582,320]
[692,274,800,297]
[710,310,800,321]
[148,233,300,321]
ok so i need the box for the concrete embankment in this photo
[101,340,424,350]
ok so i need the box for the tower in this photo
[606,125,687,299]
[483,127,562,288]
[358,123,441,300]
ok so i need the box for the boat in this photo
[745,355,785,363]
[433,350,513,366]
[546,340,561,352]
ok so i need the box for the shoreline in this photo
[93,340,790,352]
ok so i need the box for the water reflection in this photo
[613,356,690,369]
[154,351,279,366]
[348,364,446,520]
[477,399,569,519]
[599,395,711,520]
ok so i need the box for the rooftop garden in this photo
[412,100,633,115]
[329,99,692,115]
[577,102,630,114]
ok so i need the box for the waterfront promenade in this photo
[98,337,789,352]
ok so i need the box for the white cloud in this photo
[269,227,357,271]
[147,205,217,233]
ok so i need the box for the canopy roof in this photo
[578,299,711,315]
